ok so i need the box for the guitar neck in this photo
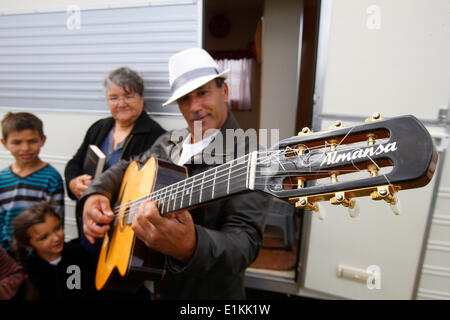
[125,151,259,220]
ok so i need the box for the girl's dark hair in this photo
[12,201,61,264]
[1,112,44,140]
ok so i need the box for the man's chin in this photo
[190,119,217,141]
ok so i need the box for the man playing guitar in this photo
[81,48,270,299]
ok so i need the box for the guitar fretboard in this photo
[122,151,259,223]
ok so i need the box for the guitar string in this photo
[110,124,393,218]
[111,159,393,220]
[110,147,346,215]
[111,152,252,212]
[111,164,394,222]
[112,167,377,217]
[110,136,393,217]
[111,132,389,213]
[111,136,389,213]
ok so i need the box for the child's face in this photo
[1,129,46,165]
[27,214,64,262]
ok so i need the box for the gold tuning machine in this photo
[330,192,360,218]
[330,192,352,207]
[367,133,377,146]
[371,185,401,215]
[329,120,343,130]
[365,113,381,148]
[327,121,342,151]
[365,112,383,123]
[298,127,312,135]
[367,164,379,177]
[292,197,326,220]
[371,185,396,203]
[288,179,319,214]
[290,196,319,212]
[296,128,311,156]
[296,177,305,189]
[330,171,339,183]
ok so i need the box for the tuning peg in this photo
[367,133,377,146]
[294,197,318,211]
[298,127,312,136]
[365,112,383,123]
[292,197,325,220]
[371,185,393,201]
[327,122,341,150]
[371,185,401,215]
[389,193,401,215]
[330,192,359,218]
[330,171,339,183]
[296,177,305,189]
[329,120,343,130]
[316,203,326,220]
[367,164,379,177]
[348,201,360,218]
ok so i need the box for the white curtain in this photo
[216,58,254,111]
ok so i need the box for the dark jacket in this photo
[24,238,97,300]
[64,111,166,233]
[81,112,270,300]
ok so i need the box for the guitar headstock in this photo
[255,114,438,216]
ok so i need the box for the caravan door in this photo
[303,0,450,299]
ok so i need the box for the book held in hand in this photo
[83,145,106,178]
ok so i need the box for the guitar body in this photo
[95,157,188,291]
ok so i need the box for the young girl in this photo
[12,202,96,300]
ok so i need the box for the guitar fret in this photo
[181,179,186,209]
[161,187,167,215]
[127,155,254,217]
[248,151,258,190]
[166,184,173,212]
[199,171,206,203]
[156,190,162,211]
[166,187,171,215]
[212,166,218,199]
[246,154,251,189]
[172,184,176,211]
[173,182,180,211]
[227,161,232,195]
[189,175,195,206]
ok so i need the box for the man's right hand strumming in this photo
[83,194,114,244]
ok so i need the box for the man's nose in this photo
[186,95,203,112]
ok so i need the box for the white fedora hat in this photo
[163,48,229,106]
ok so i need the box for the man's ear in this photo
[222,82,229,102]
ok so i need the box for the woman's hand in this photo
[69,174,92,199]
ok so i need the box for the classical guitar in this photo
[95,114,438,291]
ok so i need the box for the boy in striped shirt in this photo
[0,112,64,253]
